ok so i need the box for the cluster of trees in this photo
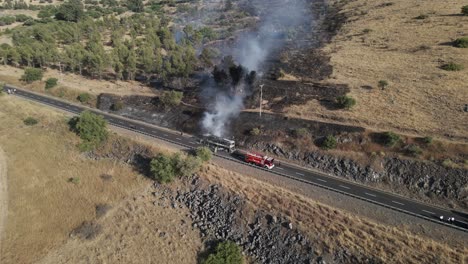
[0,14,33,26]
[0,0,224,83]
[69,111,109,151]
[150,146,212,183]
[201,241,243,264]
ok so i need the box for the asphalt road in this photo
[4,85,468,232]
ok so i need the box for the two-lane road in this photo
[4,85,468,232]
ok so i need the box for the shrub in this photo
[250,127,261,136]
[336,95,356,109]
[110,101,124,111]
[150,154,176,183]
[440,63,464,71]
[21,67,43,83]
[362,28,372,34]
[381,131,400,147]
[293,128,309,138]
[15,14,31,22]
[378,80,388,90]
[45,77,58,90]
[462,5,468,15]
[406,144,422,157]
[422,136,433,144]
[23,117,38,126]
[414,14,428,20]
[321,135,337,150]
[196,146,212,162]
[68,177,80,184]
[442,159,457,168]
[77,92,91,103]
[160,90,183,108]
[172,153,202,177]
[453,37,468,48]
[74,111,108,150]
[202,241,243,264]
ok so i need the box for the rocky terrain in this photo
[153,176,379,264]
[256,143,468,210]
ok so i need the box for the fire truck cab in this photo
[245,152,275,169]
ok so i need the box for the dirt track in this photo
[0,147,8,251]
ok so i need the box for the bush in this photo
[172,153,202,177]
[77,92,91,103]
[406,144,422,157]
[453,37,468,48]
[293,128,309,138]
[45,77,58,89]
[160,90,183,108]
[202,241,243,264]
[21,67,43,83]
[15,14,31,22]
[381,131,400,147]
[321,135,337,150]
[74,111,108,151]
[110,101,124,111]
[68,177,80,184]
[250,127,261,136]
[378,80,389,90]
[196,146,212,162]
[23,117,38,126]
[336,95,356,109]
[414,14,428,20]
[150,154,176,183]
[462,5,468,15]
[440,63,464,71]
[422,136,433,144]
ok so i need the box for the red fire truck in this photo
[245,152,275,169]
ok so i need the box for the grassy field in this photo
[287,0,468,141]
[201,165,468,263]
[0,96,200,264]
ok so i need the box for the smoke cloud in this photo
[201,0,311,137]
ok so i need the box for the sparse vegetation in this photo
[77,92,91,103]
[45,78,58,90]
[453,37,468,48]
[196,146,212,162]
[336,95,357,109]
[321,135,337,150]
[201,240,243,264]
[442,159,457,168]
[381,131,400,147]
[21,68,43,83]
[72,111,108,151]
[23,117,38,126]
[378,80,389,90]
[440,62,464,71]
[160,90,183,108]
[250,127,261,136]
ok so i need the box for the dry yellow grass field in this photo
[0,96,200,264]
[287,0,468,141]
[201,165,468,263]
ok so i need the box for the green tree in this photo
[160,90,183,108]
[150,154,176,183]
[65,43,86,75]
[77,92,91,103]
[378,80,388,90]
[453,37,468,48]
[172,153,202,177]
[23,117,38,126]
[56,0,85,22]
[462,5,468,15]
[21,67,43,83]
[74,111,108,150]
[202,241,243,264]
[381,132,400,147]
[321,135,337,150]
[336,95,356,109]
[196,147,212,162]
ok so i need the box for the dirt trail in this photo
[0,147,7,251]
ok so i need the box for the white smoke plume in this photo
[201,0,310,137]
